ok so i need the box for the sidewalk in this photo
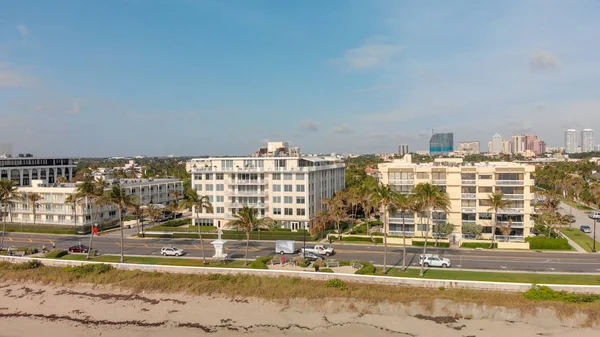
[559,231,588,253]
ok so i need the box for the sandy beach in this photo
[1,281,599,337]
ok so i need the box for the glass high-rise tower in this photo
[429,132,454,156]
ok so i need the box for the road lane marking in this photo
[144,244,148,248]
[8,237,12,241]
[193,245,200,248]
[28,239,32,243]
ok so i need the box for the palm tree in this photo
[371,183,401,274]
[394,193,413,271]
[76,178,100,259]
[99,185,136,262]
[180,190,213,264]
[413,183,450,277]
[488,192,508,247]
[227,206,273,265]
[0,181,18,248]
[169,190,183,208]
[144,203,164,228]
[65,194,82,233]
[25,192,43,225]
[538,193,561,234]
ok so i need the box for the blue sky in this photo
[2,0,600,156]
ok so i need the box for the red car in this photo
[68,244,90,253]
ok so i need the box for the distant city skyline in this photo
[3,1,600,156]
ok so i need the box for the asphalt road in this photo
[561,202,600,245]
[3,232,600,273]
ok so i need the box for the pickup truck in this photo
[300,245,335,256]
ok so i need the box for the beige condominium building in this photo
[188,143,346,230]
[12,178,183,228]
[378,155,535,242]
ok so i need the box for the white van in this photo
[589,211,600,220]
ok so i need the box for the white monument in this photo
[211,228,228,260]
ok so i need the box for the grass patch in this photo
[342,236,383,244]
[461,242,496,249]
[57,254,247,268]
[560,228,600,253]
[560,198,594,212]
[250,256,272,269]
[526,236,572,250]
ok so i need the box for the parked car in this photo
[300,245,335,256]
[419,254,451,268]
[161,246,184,256]
[301,252,326,262]
[68,244,90,253]
[565,214,576,223]
[580,225,593,233]
[588,211,600,220]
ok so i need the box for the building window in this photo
[205,174,213,180]
[478,174,492,179]
[417,224,429,231]
[296,197,305,204]
[284,208,293,216]
[197,218,214,226]
[205,184,214,191]
[216,196,224,202]
[273,173,281,180]
[479,212,492,220]
[478,186,492,193]
[296,185,305,192]
[273,196,281,203]
[216,207,224,214]
[296,173,305,180]
[216,173,224,180]
[284,185,292,192]
[216,184,224,191]
[296,208,306,216]
[273,185,281,192]
[284,173,293,180]
[194,174,202,180]
[284,196,293,204]
[417,172,429,179]
[273,208,282,215]
[479,199,492,207]
[46,215,53,221]
[461,200,476,207]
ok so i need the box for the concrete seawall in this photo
[2,255,600,294]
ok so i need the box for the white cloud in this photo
[299,119,319,132]
[17,24,29,37]
[530,50,560,71]
[332,124,353,134]
[337,42,402,70]
[0,65,36,87]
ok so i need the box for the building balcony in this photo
[503,194,524,200]
[389,217,415,224]
[225,212,268,219]
[495,235,525,242]
[496,180,524,186]
[225,202,269,208]
[432,179,447,185]
[461,220,477,226]
[192,163,345,173]
[461,193,477,199]
[226,190,267,196]
[461,207,477,213]
[226,179,269,185]
[497,208,524,214]
[389,179,414,185]
[497,221,524,227]
[461,180,476,185]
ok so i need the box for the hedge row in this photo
[341,236,383,244]
[526,237,572,250]
[460,242,496,249]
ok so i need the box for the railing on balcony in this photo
[389,179,414,185]
[226,179,269,185]
[225,202,269,208]
[461,220,477,226]
[497,221,524,227]
[226,190,267,196]
[496,180,524,186]
[461,208,477,213]
[225,212,267,219]
[461,180,476,185]
[497,208,524,214]
[389,217,415,224]
[432,179,447,185]
[461,193,476,199]
[495,235,525,242]
[503,194,524,200]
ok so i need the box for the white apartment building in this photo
[581,129,595,153]
[565,129,579,154]
[189,155,345,230]
[12,178,183,228]
[378,155,535,241]
[490,133,503,154]
[0,156,76,186]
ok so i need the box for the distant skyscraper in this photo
[511,134,525,154]
[581,129,595,153]
[398,144,409,156]
[458,141,480,155]
[502,140,512,154]
[491,133,503,154]
[429,132,453,156]
[565,129,579,154]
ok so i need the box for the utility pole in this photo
[593,218,597,253]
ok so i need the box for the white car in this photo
[161,246,184,257]
[419,254,451,268]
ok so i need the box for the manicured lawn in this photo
[59,254,248,268]
[382,267,600,285]
[560,228,600,253]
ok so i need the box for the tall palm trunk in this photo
[119,206,124,263]
[419,211,432,277]
[197,212,206,264]
[383,205,388,274]
[490,208,497,248]
[86,197,95,259]
[245,231,250,266]
[401,211,406,271]
[1,208,6,249]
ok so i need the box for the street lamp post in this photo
[303,224,307,259]
[593,218,597,253]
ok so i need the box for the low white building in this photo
[11,178,183,228]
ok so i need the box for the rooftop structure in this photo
[0,156,76,186]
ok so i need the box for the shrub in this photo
[355,262,376,275]
[250,256,272,269]
[319,268,334,273]
[10,260,43,270]
[160,218,192,227]
[526,237,572,250]
[45,250,68,258]
[412,241,450,248]
[524,285,600,303]
[16,247,39,255]
[325,278,347,290]
[461,242,496,249]
[64,263,114,275]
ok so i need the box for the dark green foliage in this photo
[524,285,600,303]
[325,278,347,289]
[342,236,383,243]
[250,256,272,269]
[461,242,497,249]
[354,262,376,275]
[45,250,69,258]
[526,237,572,250]
[412,241,450,248]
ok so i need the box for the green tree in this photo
[227,206,273,265]
[412,183,450,277]
[25,192,43,225]
[322,195,350,240]
[461,222,483,238]
[371,183,401,274]
[65,194,82,233]
[180,190,213,263]
[99,185,136,262]
[0,181,19,248]
[488,193,508,247]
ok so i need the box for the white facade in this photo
[581,129,595,153]
[511,135,525,154]
[490,134,503,154]
[565,129,579,154]
[11,178,183,227]
[189,156,346,230]
[0,157,76,186]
